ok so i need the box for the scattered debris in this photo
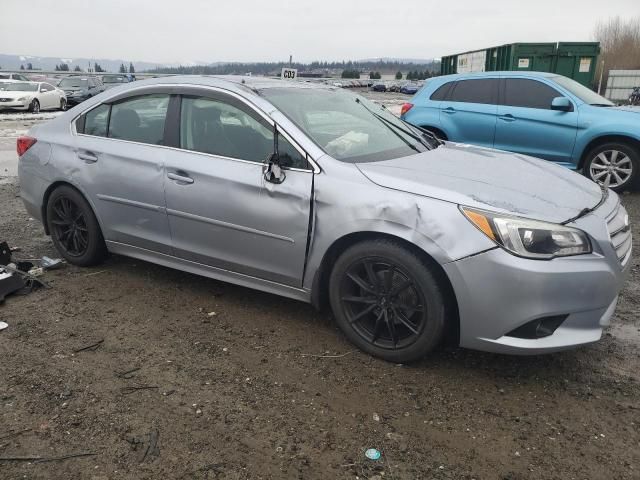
[0,452,96,463]
[300,350,357,358]
[0,241,52,303]
[120,385,159,395]
[127,430,160,463]
[115,367,141,379]
[372,412,381,422]
[207,311,217,317]
[0,322,7,331]
[73,339,104,353]
[365,448,381,460]
[41,256,64,270]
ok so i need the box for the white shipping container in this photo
[457,50,487,74]
[605,70,640,102]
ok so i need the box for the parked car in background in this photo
[401,71,640,191]
[629,87,640,106]
[372,82,387,92]
[400,83,419,95]
[101,74,131,90]
[17,76,630,362]
[0,81,67,112]
[388,83,401,92]
[57,76,105,105]
[0,72,30,82]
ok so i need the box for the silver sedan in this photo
[17,76,631,362]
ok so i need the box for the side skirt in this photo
[105,241,312,303]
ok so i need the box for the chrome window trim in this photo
[70,82,321,174]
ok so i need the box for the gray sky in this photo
[1,0,638,63]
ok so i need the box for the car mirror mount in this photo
[264,152,286,184]
[551,96,572,112]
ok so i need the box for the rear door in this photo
[494,78,578,164]
[74,92,174,254]
[162,90,314,287]
[438,77,499,148]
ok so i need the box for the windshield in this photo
[0,82,37,92]
[103,75,127,84]
[261,88,432,163]
[552,76,614,106]
[59,78,88,88]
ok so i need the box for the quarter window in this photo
[430,82,453,101]
[180,96,307,168]
[502,79,561,109]
[448,79,497,104]
[108,94,169,145]
[82,104,110,137]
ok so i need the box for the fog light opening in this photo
[505,315,568,339]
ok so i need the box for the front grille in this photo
[607,201,632,266]
[0,98,10,102]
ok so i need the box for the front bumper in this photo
[444,193,631,355]
[0,100,29,110]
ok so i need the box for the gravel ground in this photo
[0,97,639,480]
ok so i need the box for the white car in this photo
[0,81,67,112]
[0,72,30,81]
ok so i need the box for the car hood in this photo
[0,91,34,99]
[356,142,604,223]
[609,105,640,114]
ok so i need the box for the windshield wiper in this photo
[354,98,422,154]
[590,103,613,107]
[355,98,433,151]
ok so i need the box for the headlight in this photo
[461,207,591,259]
[17,96,29,101]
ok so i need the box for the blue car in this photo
[400,83,419,95]
[401,72,640,191]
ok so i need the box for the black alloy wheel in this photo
[329,239,446,363]
[50,195,89,257]
[46,186,107,266]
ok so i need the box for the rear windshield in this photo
[59,78,88,88]
[260,88,434,163]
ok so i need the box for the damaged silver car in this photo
[18,76,631,362]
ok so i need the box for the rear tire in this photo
[60,98,67,111]
[583,142,638,192]
[329,239,446,363]
[46,186,107,267]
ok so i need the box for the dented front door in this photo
[163,153,312,287]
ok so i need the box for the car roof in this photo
[116,75,333,95]
[436,71,559,81]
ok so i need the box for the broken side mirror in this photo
[264,152,286,184]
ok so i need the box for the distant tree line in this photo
[369,72,381,79]
[119,62,136,73]
[341,69,361,79]
[148,59,440,76]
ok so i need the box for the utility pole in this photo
[289,55,292,67]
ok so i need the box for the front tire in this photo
[329,239,446,363]
[29,99,40,113]
[583,142,638,192]
[46,186,107,267]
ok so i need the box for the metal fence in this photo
[605,70,640,102]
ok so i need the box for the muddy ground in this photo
[0,103,639,480]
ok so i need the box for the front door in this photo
[163,93,313,287]
[493,78,578,165]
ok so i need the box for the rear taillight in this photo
[400,103,414,116]
[17,136,37,157]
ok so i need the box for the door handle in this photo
[77,151,98,163]
[498,114,516,122]
[443,107,456,114]
[167,172,194,184]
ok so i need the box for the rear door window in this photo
[108,94,169,145]
[502,79,561,109]
[448,79,498,104]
